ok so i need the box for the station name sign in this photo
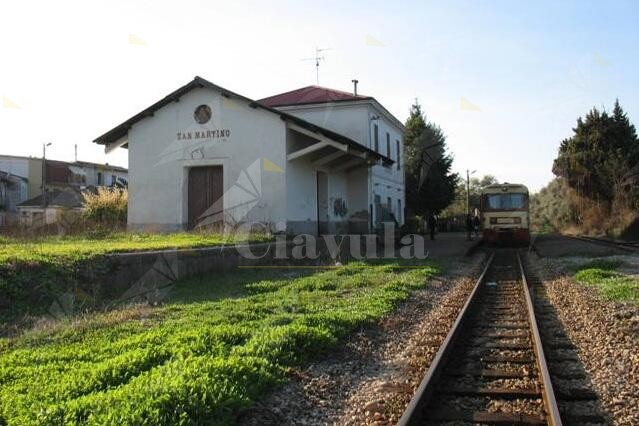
[177,129,231,141]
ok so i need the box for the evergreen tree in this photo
[404,100,458,216]
[552,100,639,206]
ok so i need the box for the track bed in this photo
[399,250,561,425]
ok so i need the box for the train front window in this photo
[484,193,527,210]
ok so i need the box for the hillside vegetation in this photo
[0,260,438,425]
[534,100,639,237]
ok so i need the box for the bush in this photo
[82,188,127,227]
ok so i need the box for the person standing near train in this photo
[473,210,481,239]
[427,212,437,240]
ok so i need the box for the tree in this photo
[441,174,498,217]
[551,100,639,235]
[404,100,458,216]
[552,100,639,206]
[529,178,575,232]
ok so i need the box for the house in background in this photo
[0,154,127,227]
[259,83,405,230]
[16,189,84,227]
[0,171,28,226]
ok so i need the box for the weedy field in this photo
[0,260,438,425]
[0,232,272,264]
[573,259,639,302]
[0,232,272,325]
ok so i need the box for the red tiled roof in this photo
[258,86,372,108]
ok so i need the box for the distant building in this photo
[0,171,28,226]
[0,154,127,227]
[16,189,84,227]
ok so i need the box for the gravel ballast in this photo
[239,255,486,425]
[530,254,639,425]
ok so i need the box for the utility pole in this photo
[42,143,52,208]
[466,169,476,216]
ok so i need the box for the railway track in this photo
[564,235,639,253]
[398,250,562,425]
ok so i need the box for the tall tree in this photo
[404,100,458,216]
[552,100,639,206]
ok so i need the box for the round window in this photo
[194,105,212,124]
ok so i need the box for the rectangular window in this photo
[111,175,117,186]
[386,132,391,157]
[482,193,528,211]
[97,172,103,186]
[396,140,401,170]
[398,199,402,222]
[374,124,379,152]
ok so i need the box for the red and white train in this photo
[480,183,530,245]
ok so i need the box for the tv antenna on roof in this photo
[301,47,332,85]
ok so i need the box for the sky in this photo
[1,0,638,192]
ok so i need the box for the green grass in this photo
[0,260,439,425]
[0,231,272,324]
[0,232,272,264]
[574,260,639,303]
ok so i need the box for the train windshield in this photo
[483,193,527,210]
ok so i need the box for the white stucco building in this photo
[260,85,405,228]
[94,77,402,235]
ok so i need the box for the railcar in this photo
[480,183,530,245]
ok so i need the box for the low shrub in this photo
[81,187,127,228]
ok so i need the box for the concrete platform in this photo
[531,233,631,257]
[418,232,481,258]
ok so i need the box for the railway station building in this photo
[94,76,404,235]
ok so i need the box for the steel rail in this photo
[398,251,563,425]
[397,252,495,426]
[517,251,562,426]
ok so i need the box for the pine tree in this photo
[403,100,458,216]
[552,100,639,210]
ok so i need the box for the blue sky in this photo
[0,0,637,191]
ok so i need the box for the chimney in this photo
[74,144,78,162]
[351,79,359,96]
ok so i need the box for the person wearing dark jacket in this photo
[473,213,481,238]
[427,213,437,240]
[466,214,473,241]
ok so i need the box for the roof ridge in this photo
[258,85,318,101]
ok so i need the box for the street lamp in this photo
[42,143,52,208]
[466,169,476,216]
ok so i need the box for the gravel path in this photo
[530,254,639,425]
[238,255,486,425]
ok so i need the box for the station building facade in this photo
[94,76,401,235]
[259,85,405,228]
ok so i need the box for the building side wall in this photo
[285,129,367,235]
[275,101,406,226]
[127,87,287,231]
[281,104,370,146]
